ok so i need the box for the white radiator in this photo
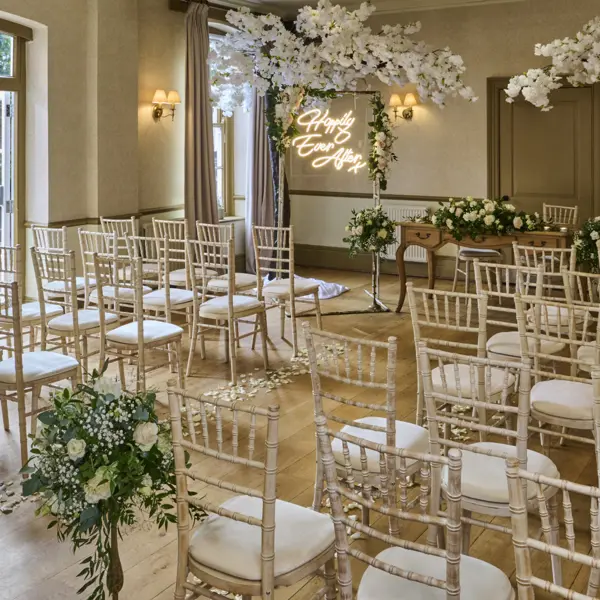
[382,203,428,263]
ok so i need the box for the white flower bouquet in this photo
[425,196,548,242]
[343,205,398,256]
[574,217,600,272]
[21,368,204,600]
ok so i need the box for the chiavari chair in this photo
[186,237,268,383]
[543,203,579,228]
[419,343,562,581]
[253,224,322,357]
[316,415,514,599]
[78,229,117,308]
[168,386,336,600]
[506,451,600,599]
[452,246,503,293]
[303,323,428,527]
[514,293,600,455]
[100,215,138,258]
[93,254,185,392]
[0,281,79,467]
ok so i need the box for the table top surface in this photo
[396,221,571,237]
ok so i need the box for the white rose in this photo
[67,438,86,461]
[376,132,386,142]
[446,219,454,230]
[377,228,388,239]
[504,204,516,212]
[455,208,463,217]
[513,216,523,229]
[484,215,496,226]
[591,231,599,241]
[355,225,363,235]
[133,422,159,452]
[595,216,600,222]
[479,209,486,216]
[431,215,437,225]
[84,467,113,504]
[449,206,455,214]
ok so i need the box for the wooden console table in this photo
[395,222,570,312]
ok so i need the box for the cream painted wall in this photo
[290,0,600,249]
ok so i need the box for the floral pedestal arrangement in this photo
[21,370,204,600]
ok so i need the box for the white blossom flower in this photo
[431,215,437,225]
[377,228,388,239]
[484,215,496,226]
[513,216,523,229]
[84,467,113,504]
[455,208,463,217]
[446,219,454,230]
[376,132,386,142]
[355,225,363,235]
[133,422,159,452]
[591,230,599,241]
[66,438,86,461]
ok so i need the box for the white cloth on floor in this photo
[262,275,349,302]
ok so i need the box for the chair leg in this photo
[251,314,259,351]
[314,291,323,330]
[175,340,185,389]
[82,335,89,375]
[186,321,198,378]
[17,387,28,468]
[313,450,325,511]
[1,397,9,431]
[279,304,286,340]
[228,323,237,385]
[548,493,563,587]
[30,385,42,439]
[118,358,126,390]
[29,326,35,352]
[259,312,269,372]
[290,298,298,357]
[461,509,472,555]
[464,259,471,293]
[324,557,337,600]
[452,253,460,292]
[168,343,175,374]
[235,321,241,349]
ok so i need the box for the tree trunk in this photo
[107,522,124,600]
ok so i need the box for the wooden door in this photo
[489,78,600,222]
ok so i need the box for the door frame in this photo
[487,76,600,217]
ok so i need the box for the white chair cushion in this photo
[188,495,334,581]
[442,441,559,503]
[0,351,79,384]
[15,302,63,323]
[357,546,514,600]
[199,295,263,318]
[46,277,87,293]
[169,267,216,284]
[106,320,183,345]
[486,331,565,361]
[48,309,118,332]
[431,363,515,399]
[90,285,151,303]
[331,417,429,473]
[262,277,319,298]
[577,345,597,373]
[142,288,195,307]
[526,305,585,326]
[207,273,257,292]
[531,380,594,421]
[458,248,502,259]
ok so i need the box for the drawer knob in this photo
[416,232,431,240]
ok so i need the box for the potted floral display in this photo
[574,217,600,272]
[21,367,205,600]
[343,204,397,257]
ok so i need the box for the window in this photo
[0,33,13,78]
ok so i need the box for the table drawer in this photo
[517,235,562,248]
[404,228,442,248]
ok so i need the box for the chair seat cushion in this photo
[46,277,87,293]
[207,273,257,292]
[188,495,334,581]
[0,351,79,384]
[526,305,585,327]
[262,277,319,298]
[199,295,263,318]
[431,363,515,399]
[17,302,63,323]
[531,380,594,421]
[486,331,565,361]
[357,546,514,600]
[90,285,151,302]
[442,442,558,503]
[577,345,597,373]
[458,248,502,259]
[169,267,216,284]
[331,417,429,473]
[142,288,195,307]
[106,320,183,345]
[48,309,118,332]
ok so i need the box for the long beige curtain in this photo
[246,92,274,273]
[185,2,219,226]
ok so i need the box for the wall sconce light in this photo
[152,89,181,122]
[389,92,419,122]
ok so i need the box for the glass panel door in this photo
[0,91,15,246]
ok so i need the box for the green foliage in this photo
[0,34,12,77]
[367,93,397,191]
[21,368,205,599]
[574,218,600,272]
[343,204,398,256]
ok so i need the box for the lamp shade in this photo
[152,89,168,104]
[404,92,418,107]
[389,93,402,108]
[167,90,181,105]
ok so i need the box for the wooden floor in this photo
[0,267,596,599]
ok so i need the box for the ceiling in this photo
[214,0,524,18]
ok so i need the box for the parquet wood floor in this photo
[0,268,595,599]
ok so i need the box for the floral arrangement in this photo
[574,217,600,272]
[420,196,548,242]
[505,17,600,110]
[210,0,477,155]
[368,94,397,191]
[21,370,204,600]
[343,204,398,256]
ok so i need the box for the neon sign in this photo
[293,108,367,174]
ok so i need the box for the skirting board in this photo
[295,244,456,280]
